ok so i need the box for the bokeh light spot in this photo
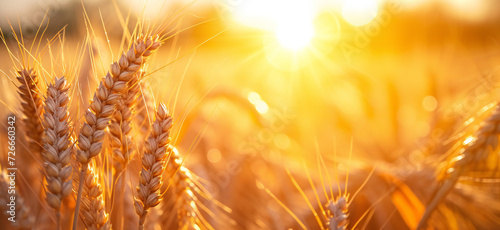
[422,96,438,111]
[207,148,222,163]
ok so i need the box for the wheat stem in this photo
[72,169,86,230]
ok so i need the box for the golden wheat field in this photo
[1,0,500,229]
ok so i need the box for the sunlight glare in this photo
[275,20,314,51]
[234,0,316,50]
[273,1,315,51]
[342,0,378,26]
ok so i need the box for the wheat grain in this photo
[42,76,73,229]
[17,68,44,155]
[134,103,173,230]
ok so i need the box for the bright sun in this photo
[275,20,314,51]
[234,0,315,51]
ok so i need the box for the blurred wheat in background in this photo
[1,0,500,229]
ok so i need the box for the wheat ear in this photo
[42,77,73,230]
[166,149,206,229]
[79,165,111,230]
[134,103,173,230]
[417,103,500,229]
[73,36,160,230]
[17,68,44,155]
[109,72,142,230]
[0,170,35,230]
[110,72,143,174]
[326,197,348,230]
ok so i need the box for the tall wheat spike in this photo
[42,76,73,230]
[109,72,142,230]
[17,68,44,155]
[134,103,173,230]
[73,35,161,229]
[417,103,500,229]
[110,72,143,174]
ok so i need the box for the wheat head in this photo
[326,196,348,230]
[79,164,111,230]
[110,72,143,174]
[134,103,173,229]
[17,68,44,155]
[418,103,500,229]
[42,76,73,229]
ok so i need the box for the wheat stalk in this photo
[73,35,161,230]
[42,76,73,230]
[17,68,44,155]
[417,103,500,229]
[134,103,173,230]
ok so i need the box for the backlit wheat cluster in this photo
[0,33,222,230]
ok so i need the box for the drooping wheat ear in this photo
[325,197,348,230]
[73,35,161,230]
[134,103,173,230]
[165,148,205,229]
[0,170,35,230]
[110,71,143,174]
[17,68,44,155]
[42,76,73,229]
[417,103,500,229]
[79,164,111,230]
